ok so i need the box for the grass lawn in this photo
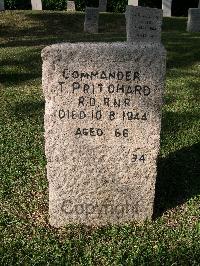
[0,10,200,265]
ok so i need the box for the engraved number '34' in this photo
[131,154,145,163]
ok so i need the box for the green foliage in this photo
[107,0,127,13]
[4,0,15,9]
[2,0,163,12]
[4,0,199,14]
[74,0,85,11]
[5,0,31,9]
[42,0,66,10]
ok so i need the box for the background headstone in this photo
[187,8,200,32]
[42,6,166,228]
[128,0,138,6]
[31,0,42,10]
[162,0,172,17]
[99,0,107,12]
[198,0,200,8]
[125,6,163,43]
[67,1,76,12]
[84,7,99,33]
[0,0,4,11]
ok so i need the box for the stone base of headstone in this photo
[84,7,99,34]
[128,0,138,6]
[0,0,5,11]
[162,0,172,17]
[187,8,200,32]
[99,0,107,12]
[31,0,42,10]
[42,42,166,227]
[67,1,76,12]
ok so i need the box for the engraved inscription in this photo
[126,6,162,43]
[52,70,151,142]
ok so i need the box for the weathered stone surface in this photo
[31,0,42,10]
[42,42,166,227]
[67,1,76,12]
[0,0,5,11]
[99,0,107,12]
[162,0,172,17]
[128,0,138,6]
[125,6,163,43]
[84,7,99,33]
[187,8,200,32]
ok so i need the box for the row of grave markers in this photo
[84,3,200,33]
[1,0,200,15]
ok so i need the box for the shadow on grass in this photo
[161,110,200,135]
[154,143,200,218]
[12,100,45,120]
[0,11,126,48]
[162,33,200,69]
[0,47,42,85]
[0,73,39,85]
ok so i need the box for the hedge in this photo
[4,0,161,12]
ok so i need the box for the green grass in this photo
[0,11,200,265]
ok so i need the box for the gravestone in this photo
[42,6,166,227]
[0,0,4,11]
[128,0,138,6]
[199,0,200,9]
[31,0,42,10]
[162,0,172,17]
[84,7,99,33]
[67,1,76,12]
[99,0,107,12]
[125,6,162,43]
[187,8,200,32]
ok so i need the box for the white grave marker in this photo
[67,1,76,12]
[31,0,42,10]
[0,0,5,11]
[162,0,172,17]
[128,0,138,6]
